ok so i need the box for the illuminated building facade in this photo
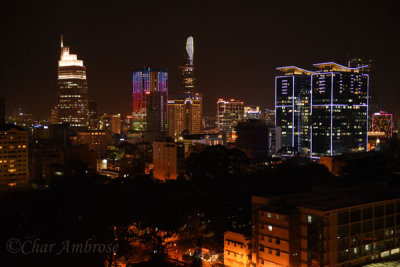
[56,36,89,127]
[217,99,244,142]
[224,231,252,267]
[152,141,184,180]
[275,66,313,155]
[170,36,202,138]
[99,113,121,135]
[244,106,261,120]
[275,63,369,157]
[167,95,201,139]
[372,111,393,139]
[310,62,369,157]
[181,36,195,95]
[132,67,168,140]
[252,186,400,267]
[0,124,29,189]
[348,58,378,128]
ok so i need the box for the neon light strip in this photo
[330,73,333,156]
[292,76,295,149]
[310,75,313,158]
[311,104,368,107]
[274,77,277,127]
[366,74,369,147]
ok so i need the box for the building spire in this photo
[60,35,64,48]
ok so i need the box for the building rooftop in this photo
[256,184,400,213]
[313,62,369,73]
[276,66,318,75]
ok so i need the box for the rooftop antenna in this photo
[60,34,64,48]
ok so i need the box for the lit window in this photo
[308,215,312,224]
[268,225,273,231]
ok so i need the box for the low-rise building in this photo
[224,231,252,267]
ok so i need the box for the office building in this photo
[348,58,379,128]
[217,99,244,142]
[310,62,369,157]
[167,95,201,139]
[372,111,393,139]
[275,62,369,157]
[145,90,167,142]
[56,36,89,127]
[132,67,168,141]
[236,120,268,162]
[252,185,400,267]
[152,141,184,180]
[0,124,29,189]
[275,66,313,155]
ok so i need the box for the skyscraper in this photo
[348,58,378,129]
[132,67,168,141]
[167,95,202,138]
[168,37,202,138]
[275,66,313,155]
[310,62,369,157]
[56,36,89,127]
[217,98,244,142]
[181,36,195,95]
[275,62,369,157]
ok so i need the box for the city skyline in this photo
[1,1,400,120]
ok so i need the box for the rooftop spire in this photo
[60,35,64,48]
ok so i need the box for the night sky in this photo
[1,0,400,119]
